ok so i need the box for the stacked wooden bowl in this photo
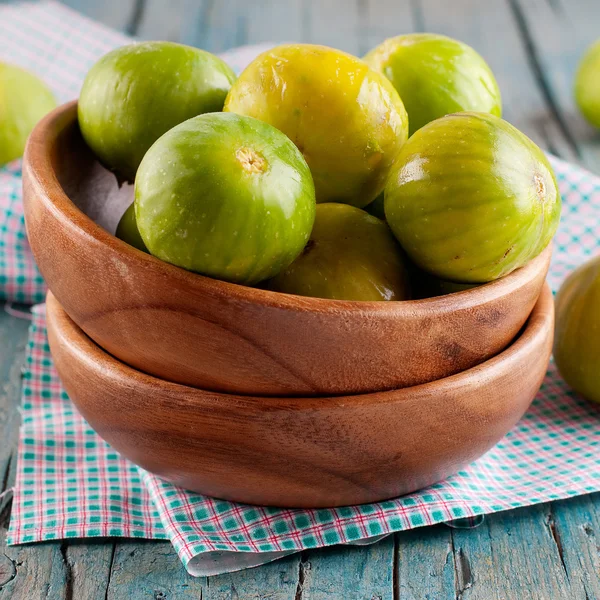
[23,103,555,508]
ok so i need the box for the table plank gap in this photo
[551,494,600,600]
[298,535,395,600]
[451,504,581,600]
[395,525,455,600]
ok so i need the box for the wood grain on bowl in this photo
[25,102,552,397]
[47,284,554,508]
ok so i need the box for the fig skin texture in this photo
[0,62,56,165]
[385,112,561,284]
[364,33,501,136]
[554,257,600,404]
[78,41,236,182]
[135,112,316,286]
[575,40,600,129]
[224,44,409,208]
[116,203,148,253]
[268,203,411,301]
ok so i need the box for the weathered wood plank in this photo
[511,0,600,172]
[244,0,303,49]
[416,0,578,162]
[551,493,600,600]
[106,540,301,598]
[0,310,30,491]
[362,0,416,55]
[64,542,116,600]
[451,504,577,600]
[298,536,395,600]
[106,541,205,598]
[396,526,456,600]
[60,0,137,33]
[301,0,361,56]
[203,552,300,599]
[179,0,247,53]
[136,0,188,41]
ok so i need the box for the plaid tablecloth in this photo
[3,0,600,578]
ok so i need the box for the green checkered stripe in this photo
[0,162,46,304]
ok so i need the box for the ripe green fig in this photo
[554,257,600,404]
[364,33,501,135]
[135,112,316,285]
[224,44,409,207]
[116,203,148,252]
[385,112,560,283]
[575,40,600,129]
[268,203,411,301]
[78,41,236,182]
[0,62,56,165]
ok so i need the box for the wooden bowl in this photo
[47,284,554,508]
[26,102,552,397]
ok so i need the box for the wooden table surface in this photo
[2,0,600,598]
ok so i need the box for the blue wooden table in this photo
[2,0,600,597]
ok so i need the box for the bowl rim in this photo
[28,100,552,316]
[47,283,554,407]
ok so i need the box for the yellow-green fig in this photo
[79,41,236,182]
[135,112,316,285]
[364,33,501,135]
[554,257,600,404]
[224,44,409,207]
[385,112,561,283]
[575,40,600,129]
[0,62,56,165]
[268,203,411,301]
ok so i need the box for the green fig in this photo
[224,44,409,207]
[268,203,411,301]
[575,40,600,129]
[385,112,561,283]
[364,33,501,135]
[135,112,316,285]
[0,62,56,165]
[554,257,600,404]
[78,41,236,182]
[116,203,148,253]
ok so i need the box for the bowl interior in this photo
[50,110,133,236]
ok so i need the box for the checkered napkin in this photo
[4,0,600,579]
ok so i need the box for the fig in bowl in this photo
[135,112,316,285]
[78,41,236,182]
[224,43,409,208]
[385,112,561,284]
[364,33,501,135]
[116,203,147,253]
[269,203,410,301]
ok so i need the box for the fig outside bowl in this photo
[47,284,554,508]
[25,101,552,397]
